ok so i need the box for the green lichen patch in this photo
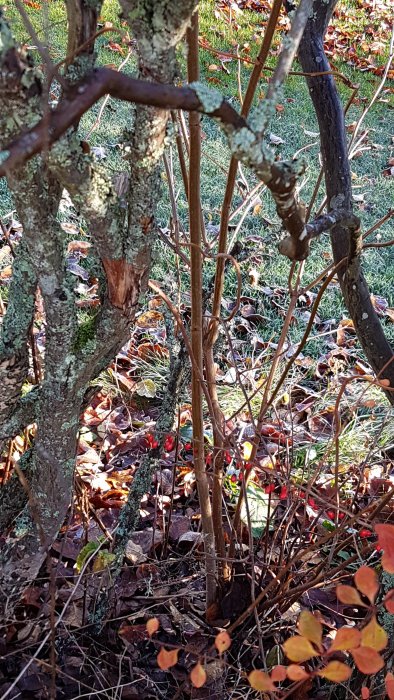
[189,81,223,113]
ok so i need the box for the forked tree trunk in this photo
[0,0,198,612]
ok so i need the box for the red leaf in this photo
[329,626,361,652]
[336,584,367,607]
[271,665,287,682]
[351,647,384,674]
[215,631,231,654]
[384,590,394,614]
[286,664,310,681]
[386,672,394,700]
[157,647,179,671]
[354,566,379,604]
[361,688,370,699]
[375,524,394,573]
[190,663,207,688]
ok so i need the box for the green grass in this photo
[1,0,394,354]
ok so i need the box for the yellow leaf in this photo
[361,615,388,652]
[135,310,164,329]
[146,618,159,637]
[243,441,253,461]
[282,636,318,663]
[298,611,323,649]
[215,631,231,654]
[317,661,352,682]
[157,647,179,670]
[248,670,275,692]
[190,663,207,688]
[92,551,116,572]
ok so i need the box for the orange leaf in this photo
[146,618,159,637]
[298,610,323,649]
[361,688,370,699]
[157,647,179,670]
[215,631,231,654]
[351,647,384,674]
[384,590,394,614]
[317,661,352,683]
[248,670,276,692]
[282,636,318,663]
[286,664,310,681]
[135,310,164,329]
[360,615,388,652]
[336,584,367,607]
[190,663,207,689]
[386,672,394,700]
[106,41,125,54]
[271,665,287,682]
[375,524,394,573]
[354,566,379,604]
[329,626,361,652]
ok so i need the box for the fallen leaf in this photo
[146,618,159,637]
[190,663,207,688]
[215,631,231,654]
[157,647,179,670]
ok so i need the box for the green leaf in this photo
[75,540,101,573]
[241,482,273,538]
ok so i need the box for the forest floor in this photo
[0,1,394,698]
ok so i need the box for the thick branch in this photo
[0,69,246,177]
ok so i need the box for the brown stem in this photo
[187,12,217,609]
[206,0,283,349]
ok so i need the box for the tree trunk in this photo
[298,0,394,399]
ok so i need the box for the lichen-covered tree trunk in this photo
[0,0,197,612]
